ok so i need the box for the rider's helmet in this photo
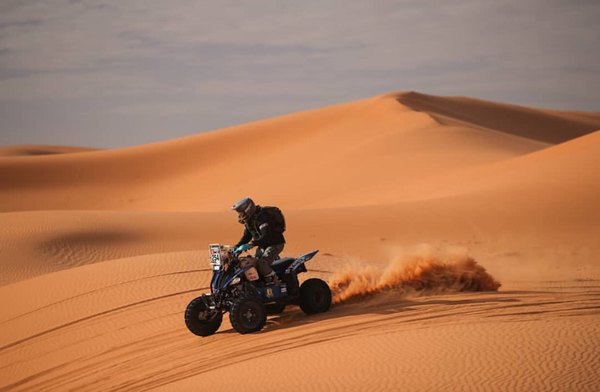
[231,197,257,223]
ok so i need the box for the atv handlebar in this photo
[232,243,255,256]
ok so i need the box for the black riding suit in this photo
[235,206,285,277]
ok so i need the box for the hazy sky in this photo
[1,0,599,148]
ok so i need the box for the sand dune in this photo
[5,92,599,212]
[1,91,599,391]
[0,255,597,391]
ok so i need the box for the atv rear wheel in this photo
[184,296,223,336]
[299,278,332,315]
[265,303,286,315]
[229,296,267,334]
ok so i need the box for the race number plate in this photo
[209,244,222,270]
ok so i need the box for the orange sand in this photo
[1,92,599,391]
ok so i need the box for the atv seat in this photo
[271,257,295,276]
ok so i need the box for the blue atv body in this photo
[185,244,331,336]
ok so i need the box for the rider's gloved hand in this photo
[234,243,252,254]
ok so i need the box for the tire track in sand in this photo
[2,283,599,392]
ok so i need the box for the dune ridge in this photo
[0,145,98,157]
[397,91,600,143]
[2,92,599,212]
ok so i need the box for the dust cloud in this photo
[329,253,501,304]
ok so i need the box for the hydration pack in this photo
[262,206,286,233]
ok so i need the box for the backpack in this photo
[262,206,286,233]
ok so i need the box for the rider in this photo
[232,197,285,285]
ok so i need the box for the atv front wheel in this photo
[229,296,267,334]
[299,278,332,315]
[184,296,223,336]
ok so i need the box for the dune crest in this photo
[396,91,600,143]
[5,91,598,211]
[0,145,97,157]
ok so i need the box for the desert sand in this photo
[1,91,599,391]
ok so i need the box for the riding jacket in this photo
[235,206,285,248]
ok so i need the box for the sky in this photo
[1,0,599,148]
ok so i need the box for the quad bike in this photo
[184,244,332,336]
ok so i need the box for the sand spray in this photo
[329,246,501,304]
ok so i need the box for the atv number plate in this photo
[209,244,222,270]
